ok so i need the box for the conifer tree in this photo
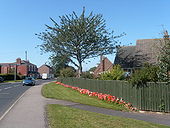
[158,31,170,82]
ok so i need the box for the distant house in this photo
[38,64,54,78]
[93,56,113,77]
[0,58,38,77]
[114,37,165,72]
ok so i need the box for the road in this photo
[0,79,53,118]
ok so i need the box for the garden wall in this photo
[57,77,170,112]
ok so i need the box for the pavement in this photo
[0,82,48,128]
[0,83,170,128]
[0,82,31,119]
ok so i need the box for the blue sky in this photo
[0,0,170,71]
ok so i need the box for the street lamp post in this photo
[14,64,17,81]
[10,64,19,81]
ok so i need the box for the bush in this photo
[99,65,125,80]
[60,67,75,77]
[129,63,159,87]
[0,73,23,81]
[81,71,94,79]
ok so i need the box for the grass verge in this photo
[42,82,128,111]
[4,80,22,83]
[47,104,170,128]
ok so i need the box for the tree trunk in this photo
[78,62,82,78]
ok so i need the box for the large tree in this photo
[37,8,122,77]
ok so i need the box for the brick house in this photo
[93,56,113,77]
[38,64,54,78]
[0,58,38,78]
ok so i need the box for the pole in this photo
[14,65,16,81]
[25,51,27,61]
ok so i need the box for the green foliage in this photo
[158,37,170,82]
[36,7,123,77]
[159,99,165,112]
[0,74,23,80]
[60,67,75,77]
[88,67,96,72]
[99,65,125,80]
[81,71,94,79]
[129,63,159,87]
[50,54,70,77]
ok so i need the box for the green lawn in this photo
[42,82,128,111]
[47,104,170,128]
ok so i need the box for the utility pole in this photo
[14,65,16,81]
[25,51,27,61]
[12,64,19,81]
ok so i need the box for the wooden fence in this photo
[57,77,170,112]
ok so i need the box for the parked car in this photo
[22,77,35,86]
[0,77,4,82]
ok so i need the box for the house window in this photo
[31,65,33,71]
[29,65,31,71]
[33,66,35,71]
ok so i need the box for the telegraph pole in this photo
[25,51,27,61]
[14,64,16,81]
[12,64,18,81]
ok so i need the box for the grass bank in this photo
[47,104,169,128]
[4,80,22,83]
[42,82,128,111]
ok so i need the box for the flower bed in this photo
[55,81,137,111]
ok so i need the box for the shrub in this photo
[99,65,125,80]
[81,71,94,79]
[129,63,159,87]
[60,67,75,77]
[0,73,23,80]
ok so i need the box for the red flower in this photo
[55,81,137,111]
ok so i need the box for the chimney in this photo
[164,30,169,38]
[100,55,105,72]
[16,58,21,65]
[100,55,104,63]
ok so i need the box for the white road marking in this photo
[0,84,21,91]
[15,85,20,87]
[4,87,12,90]
[0,89,28,121]
[13,85,20,87]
